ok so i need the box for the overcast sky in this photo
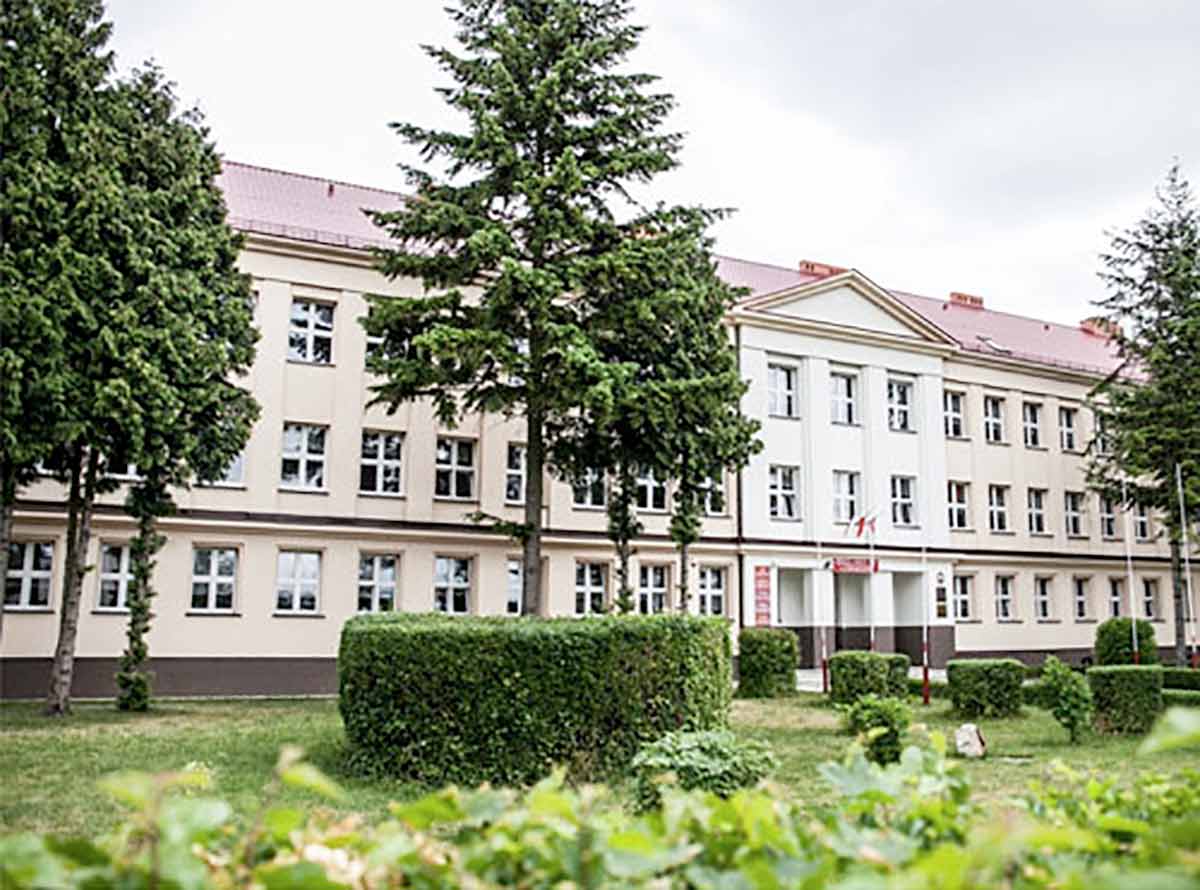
[106,0,1199,324]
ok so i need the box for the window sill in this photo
[1036,618,1062,624]
[1024,444,1048,452]
[92,608,130,615]
[202,482,247,490]
[286,359,336,368]
[572,504,608,512]
[358,491,407,500]
[950,527,976,533]
[1101,536,1123,543]
[1067,534,1090,541]
[894,524,921,530]
[888,427,918,435]
[1029,531,1053,538]
[989,529,1016,536]
[503,500,525,508]
[3,606,54,614]
[433,497,480,504]
[278,486,329,495]
[997,619,1024,624]
[945,435,971,442]
[955,619,982,625]
[186,610,241,617]
[831,420,861,428]
[767,414,803,421]
[1074,618,1098,624]
[272,612,325,619]
[769,517,803,523]
[985,440,1009,447]
[637,509,670,515]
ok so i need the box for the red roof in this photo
[217,160,1122,378]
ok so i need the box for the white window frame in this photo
[1108,577,1123,618]
[636,469,668,513]
[5,541,53,609]
[1134,505,1152,541]
[574,561,607,615]
[357,553,398,613]
[995,575,1015,620]
[573,468,607,509]
[1027,487,1047,534]
[1094,413,1111,455]
[1073,577,1091,621]
[505,558,522,615]
[288,298,334,364]
[943,390,965,438]
[767,363,799,418]
[638,563,670,614]
[831,371,858,425]
[213,451,246,487]
[190,546,238,613]
[1099,495,1118,539]
[433,555,471,615]
[1065,491,1085,536]
[953,575,973,621]
[887,378,914,432]
[702,475,727,516]
[891,475,917,527]
[280,423,327,490]
[1022,402,1042,448]
[833,470,859,524]
[769,464,800,521]
[359,430,404,495]
[947,481,969,530]
[275,550,321,614]
[97,542,132,611]
[1034,576,1053,621]
[1143,578,1159,619]
[1059,406,1078,451]
[505,443,527,505]
[434,437,476,501]
[697,566,726,616]
[987,484,1009,533]
[983,395,1006,444]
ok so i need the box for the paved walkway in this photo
[795,666,947,693]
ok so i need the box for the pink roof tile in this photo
[217,160,1121,378]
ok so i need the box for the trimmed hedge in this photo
[1095,617,1159,666]
[339,613,732,785]
[1163,667,1200,690]
[737,628,798,698]
[1163,688,1200,708]
[1089,665,1164,734]
[829,651,910,705]
[906,676,949,700]
[946,658,1025,717]
[630,729,776,812]
[1023,678,1052,709]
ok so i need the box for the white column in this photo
[871,570,896,648]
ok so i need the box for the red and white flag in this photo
[846,508,879,539]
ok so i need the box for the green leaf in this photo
[1140,707,1200,754]
[263,807,305,841]
[256,861,349,890]
[279,763,346,802]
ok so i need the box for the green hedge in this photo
[1095,617,1159,665]
[842,694,911,764]
[629,729,776,812]
[737,628,798,698]
[946,658,1025,717]
[1163,667,1200,690]
[1022,678,1052,709]
[1089,665,1164,734]
[829,651,910,704]
[339,613,732,785]
[906,676,949,700]
[1163,688,1200,708]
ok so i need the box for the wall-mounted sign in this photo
[831,557,879,575]
[754,565,771,626]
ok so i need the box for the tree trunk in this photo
[1171,534,1188,666]
[678,537,691,612]
[611,462,637,613]
[116,479,168,711]
[521,398,544,616]
[46,446,98,716]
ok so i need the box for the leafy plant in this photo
[629,729,776,811]
[841,694,911,764]
[1095,617,1159,666]
[828,650,909,704]
[1041,655,1094,743]
[1089,664,1164,733]
[737,628,798,698]
[946,658,1025,717]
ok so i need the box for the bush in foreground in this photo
[841,694,910,764]
[1095,616,1159,665]
[1089,664,1164,733]
[829,650,910,704]
[736,628,797,698]
[629,729,776,811]
[946,658,1025,717]
[338,613,731,785]
[1041,655,1094,743]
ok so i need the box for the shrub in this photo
[1089,665,1164,734]
[1022,678,1052,709]
[829,651,910,704]
[737,628,798,698]
[906,676,948,700]
[629,729,776,811]
[1095,617,1159,665]
[842,694,911,764]
[1041,655,1094,743]
[338,613,732,785]
[1163,689,1200,708]
[946,658,1025,717]
[1163,667,1200,690]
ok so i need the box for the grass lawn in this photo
[2,694,1196,835]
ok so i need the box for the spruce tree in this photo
[1088,163,1200,666]
[365,0,686,613]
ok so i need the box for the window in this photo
[574,562,607,615]
[1108,578,1123,618]
[935,582,949,619]
[191,547,237,612]
[281,423,327,490]
[636,469,667,512]
[573,468,606,508]
[887,378,914,432]
[831,372,858,425]
[697,566,725,616]
[1027,488,1047,534]
[105,458,139,480]
[1135,505,1152,540]
[1064,491,1085,536]
[833,470,859,523]
[97,543,132,610]
[359,430,403,495]
[1022,402,1042,447]
[505,559,522,614]
[995,575,1015,620]
[769,465,800,520]
[987,485,1009,532]
[983,396,1005,443]
[215,451,245,486]
[638,564,669,614]
[1143,579,1159,619]
[357,554,397,613]
[947,481,969,530]
[435,438,476,500]
[505,444,526,504]
[433,556,471,614]
[288,298,334,363]
[1099,496,1118,538]
[5,541,52,609]
[953,576,973,620]
[364,306,384,360]
[767,363,799,417]
[891,475,917,527]
[1059,406,1078,451]
[1034,576,1052,620]
[1094,414,1111,455]
[275,551,320,613]
[1073,577,1091,620]
[943,390,965,437]
[702,475,726,515]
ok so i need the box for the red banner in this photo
[832,557,879,575]
[754,565,771,626]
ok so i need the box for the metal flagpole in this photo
[921,544,930,705]
[1176,464,1199,668]
[868,521,877,652]
[1122,480,1139,664]
[817,535,829,694]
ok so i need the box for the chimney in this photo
[798,259,847,278]
[949,291,984,309]
[1080,316,1119,338]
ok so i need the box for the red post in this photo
[821,657,829,695]
[922,644,931,706]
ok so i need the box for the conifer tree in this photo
[1088,163,1200,665]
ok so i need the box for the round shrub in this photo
[1041,655,1094,743]
[338,613,732,785]
[1095,617,1159,666]
[1163,667,1200,691]
[946,658,1025,717]
[842,694,911,764]
[737,628,798,698]
[1089,665,1164,734]
[629,729,776,812]
[829,651,910,705]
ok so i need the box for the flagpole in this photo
[1176,463,1198,668]
[868,522,876,652]
[921,544,930,706]
[1122,479,1139,664]
[817,535,829,694]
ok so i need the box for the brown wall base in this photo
[953,646,1178,668]
[1,657,339,700]
[894,626,956,668]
